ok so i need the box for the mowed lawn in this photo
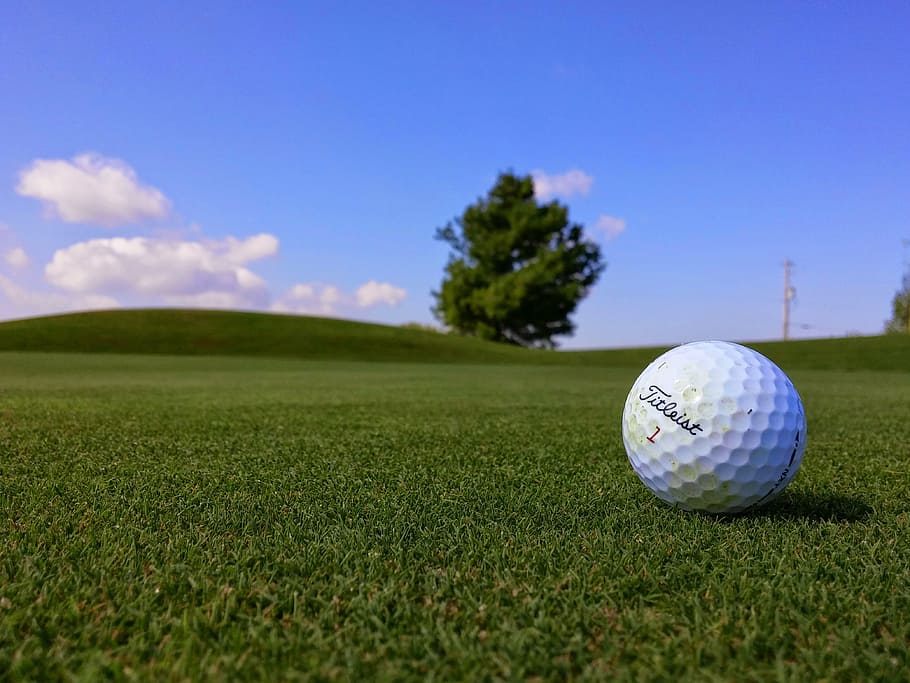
[1,352,908,681]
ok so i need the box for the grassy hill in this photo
[0,308,907,371]
[0,309,530,364]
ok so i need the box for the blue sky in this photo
[1,1,907,348]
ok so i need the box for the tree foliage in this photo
[433,172,604,348]
[885,275,910,334]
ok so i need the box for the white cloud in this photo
[223,233,279,264]
[595,214,626,241]
[356,280,407,307]
[0,223,407,321]
[165,291,258,310]
[45,233,278,309]
[4,248,29,269]
[16,153,170,227]
[273,280,407,316]
[532,169,593,200]
[292,283,343,308]
[0,274,118,317]
[272,283,346,316]
[288,284,316,300]
[316,285,345,307]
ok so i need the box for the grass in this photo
[1,309,909,372]
[0,309,532,365]
[1,349,909,681]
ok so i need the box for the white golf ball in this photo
[621,341,806,514]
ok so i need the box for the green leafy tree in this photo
[885,276,910,334]
[433,172,604,348]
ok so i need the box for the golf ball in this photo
[621,341,806,514]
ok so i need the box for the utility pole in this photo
[783,259,795,341]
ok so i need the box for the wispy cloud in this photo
[17,153,170,227]
[594,214,626,241]
[4,247,29,269]
[0,274,118,317]
[272,284,345,316]
[532,169,593,200]
[273,280,407,316]
[355,280,407,307]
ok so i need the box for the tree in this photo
[884,275,910,334]
[433,172,604,348]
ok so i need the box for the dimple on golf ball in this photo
[621,341,807,514]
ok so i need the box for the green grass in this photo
[0,309,533,364]
[1,351,908,681]
[1,309,909,372]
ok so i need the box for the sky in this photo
[0,1,908,348]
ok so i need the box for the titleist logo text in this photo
[639,385,704,436]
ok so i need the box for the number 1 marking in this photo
[647,426,661,443]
